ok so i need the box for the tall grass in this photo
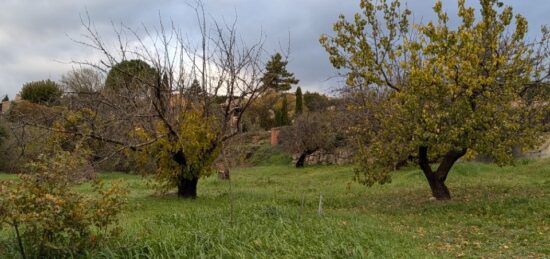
[249,144,292,166]
[1,159,549,258]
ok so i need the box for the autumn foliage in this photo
[0,136,127,257]
[321,0,550,199]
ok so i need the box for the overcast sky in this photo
[1,0,549,98]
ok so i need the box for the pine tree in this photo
[261,53,299,92]
[295,87,303,115]
[185,79,203,99]
[2,95,8,102]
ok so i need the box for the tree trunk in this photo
[295,148,318,168]
[418,146,467,201]
[172,149,198,199]
[172,140,218,198]
[295,153,307,168]
[427,177,451,200]
[177,176,198,199]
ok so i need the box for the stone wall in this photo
[292,148,354,166]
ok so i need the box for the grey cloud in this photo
[1,0,549,98]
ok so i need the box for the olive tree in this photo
[321,0,550,200]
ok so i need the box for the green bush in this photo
[0,146,127,257]
[20,79,63,105]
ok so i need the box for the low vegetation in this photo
[0,152,127,258]
[1,157,548,258]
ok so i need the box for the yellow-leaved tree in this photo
[134,109,220,197]
[321,0,550,200]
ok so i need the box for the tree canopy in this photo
[53,7,270,199]
[104,59,158,94]
[61,68,104,94]
[321,0,550,200]
[261,53,299,92]
[20,79,63,105]
[280,112,336,167]
[303,91,331,112]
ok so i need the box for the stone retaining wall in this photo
[292,148,354,166]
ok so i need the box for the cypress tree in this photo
[281,96,289,125]
[275,96,290,127]
[295,87,303,115]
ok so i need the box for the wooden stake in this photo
[318,192,323,216]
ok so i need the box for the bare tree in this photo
[61,68,104,94]
[279,112,337,168]
[50,2,270,198]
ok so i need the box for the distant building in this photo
[1,101,10,114]
[270,127,280,145]
[1,94,23,114]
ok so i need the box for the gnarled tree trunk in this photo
[177,176,199,199]
[295,148,318,168]
[171,140,219,198]
[418,146,467,200]
[296,153,308,168]
[172,149,199,199]
[426,177,451,200]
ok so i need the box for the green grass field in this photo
[1,159,549,258]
